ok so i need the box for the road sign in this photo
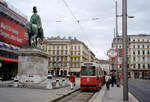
[107,49,118,59]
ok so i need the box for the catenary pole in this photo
[122,0,128,101]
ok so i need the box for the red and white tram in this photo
[80,62,105,91]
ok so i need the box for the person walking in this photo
[105,74,111,90]
[70,73,75,89]
[111,72,115,87]
[117,72,122,87]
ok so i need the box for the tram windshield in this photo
[81,66,95,76]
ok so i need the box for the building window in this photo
[65,56,67,60]
[143,51,145,55]
[57,46,59,49]
[133,45,135,48]
[138,45,140,48]
[75,46,76,50]
[143,45,144,48]
[143,57,145,61]
[78,52,80,55]
[147,45,149,48]
[147,51,149,55]
[57,56,59,60]
[133,64,136,68]
[133,57,135,61]
[138,50,140,55]
[74,63,76,68]
[57,51,59,55]
[61,56,63,61]
[61,45,63,49]
[143,64,145,69]
[148,64,150,69]
[143,39,144,42]
[133,51,135,55]
[138,64,140,69]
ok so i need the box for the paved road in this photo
[128,79,150,102]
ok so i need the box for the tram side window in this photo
[81,66,95,76]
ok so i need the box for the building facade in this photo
[98,59,111,74]
[38,36,96,77]
[0,0,28,80]
[112,34,150,79]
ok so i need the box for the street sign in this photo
[107,49,118,59]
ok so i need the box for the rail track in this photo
[53,90,95,102]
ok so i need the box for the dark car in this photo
[144,74,150,80]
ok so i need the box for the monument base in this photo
[17,48,49,86]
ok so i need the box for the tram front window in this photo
[81,66,95,76]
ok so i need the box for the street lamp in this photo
[115,0,119,37]
[115,0,134,101]
[122,0,128,101]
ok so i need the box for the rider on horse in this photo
[26,6,44,47]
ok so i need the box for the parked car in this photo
[144,74,150,80]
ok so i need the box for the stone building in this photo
[112,34,150,79]
[98,59,111,74]
[38,36,96,77]
[0,0,28,80]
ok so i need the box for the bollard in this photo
[14,77,18,87]
[55,79,59,87]
[46,77,52,89]
[62,79,65,86]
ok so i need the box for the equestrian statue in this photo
[26,6,44,47]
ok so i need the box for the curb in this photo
[88,85,106,102]
[49,88,80,102]
[129,92,140,102]
[88,84,139,102]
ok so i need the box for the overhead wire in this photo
[62,0,85,35]
[61,0,98,57]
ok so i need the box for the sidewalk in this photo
[89,85,139,102]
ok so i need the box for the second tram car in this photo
[80,62,104,91]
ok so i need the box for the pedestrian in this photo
[111,72,115,87]
[117,72,122,87]
[70,73,75,90]
[105,74,111,90]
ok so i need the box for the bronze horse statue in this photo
[26,6,44,47]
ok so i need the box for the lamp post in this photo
[115,0,119,37]
[115,0,134,99]
[122,0,128,101]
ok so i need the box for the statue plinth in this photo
[17,48,49,84]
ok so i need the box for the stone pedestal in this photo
[17,48,49,84]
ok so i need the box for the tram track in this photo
[52,90,95,102]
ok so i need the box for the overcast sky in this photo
[6,0,150,59]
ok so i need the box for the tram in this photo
[80,62,105,91]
